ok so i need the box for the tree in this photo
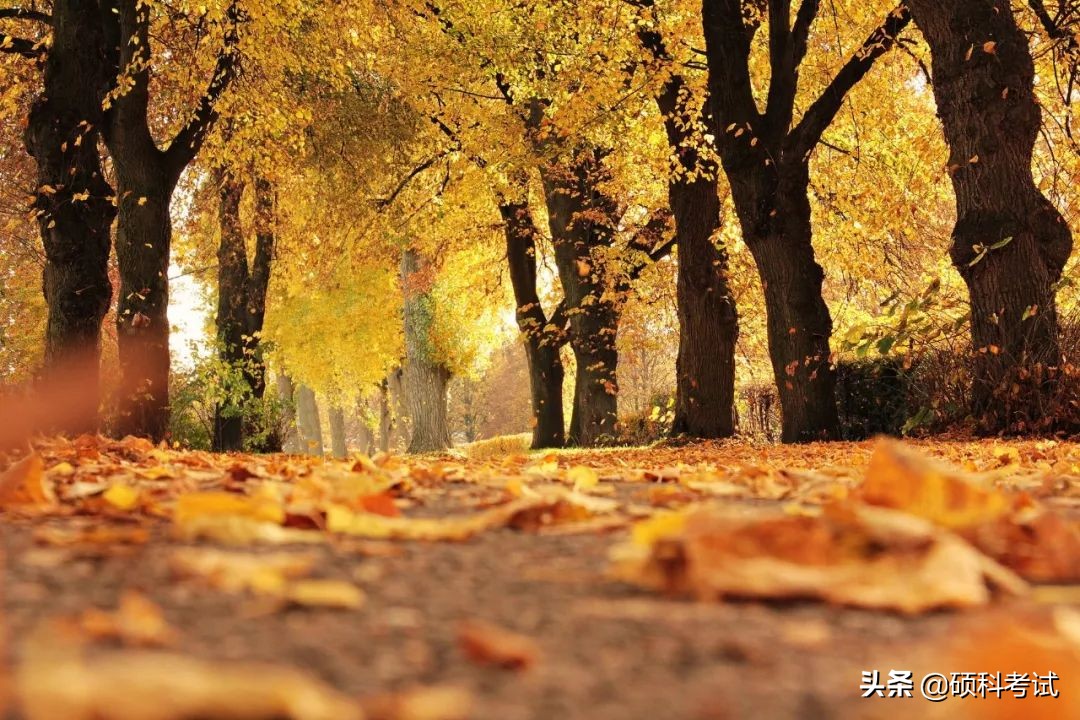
[401,247,452,453]
[700,1,910,442]
[212,165,275,451]
[102,0,240,440]
[637,13,739,439]
[498,194,567,448]
[4,3,115,428]
[905,0,1073,432]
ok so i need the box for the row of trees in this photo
[2,0,1079,452]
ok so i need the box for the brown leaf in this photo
[457,619,538,670]
[0,454,54,508]
[612,503,1026,613]
[16,625,363,720]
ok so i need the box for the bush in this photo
[834,358,911,439]
[167,348,287,451]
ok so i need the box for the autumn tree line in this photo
[2,1,1080,453]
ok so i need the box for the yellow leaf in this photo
[567,465,599,491]
[103,483,140,511]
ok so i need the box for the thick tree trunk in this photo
[295,384,323,456]
[23,0,115,430]
[328,407,347,459]
[498,199,566,449]
[539,154,620,447]
[727,162,839,443]
[276,372,301,453]
[401,250,452,453]
[907,0,1073,432]
[648,55,738,439]
[113,183,174,440]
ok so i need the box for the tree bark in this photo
[295,384,323,456]
[276,372,301,453]
[539,152,620,447]
[21,0,115,431]
[378,377,392,453]
[640,27,739,439]
[498,198,566,449]
[211,168,276,451]
[212,166,246,451]
[328,406,347,459]
[906,0,1073,432]
[401,250,452,453]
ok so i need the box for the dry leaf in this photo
[0,454,54,507]
[78,591,178,647]
[17,626,363,720]
[284,579,365,610]
[362,685,472,720]
[860,439,1010,528]
[457,619,539,670]
[612,503,1026,613]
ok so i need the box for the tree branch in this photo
[0,31,37,57]
[0,7,49,22]
[788,4,910,162]
[702,0,760,132]
[164,1,242,180]
[373,152,447,209]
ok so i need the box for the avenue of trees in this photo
[3,0,1080,453]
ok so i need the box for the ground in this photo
[0,437,1077,720]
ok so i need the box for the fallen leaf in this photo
[612,503,1026,613]
[362,685,472,720]
[78,591,178,647]
[284,579,365,610]
[860,439,1011,528]
[103,484,140,511]
[0,454,54,507]
[457,619,539,670]
[17,625,363,720]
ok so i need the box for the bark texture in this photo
[907,0,1073,432]
[329,407,347,459]
[539,153,620,447]
[295,384,324,456]
[21,0,115,430]
[641,26,739,438]
[401,249,452,453]
[276,372,301,453]
[212,168,275,451]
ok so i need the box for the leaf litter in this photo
[2,434,1080,717]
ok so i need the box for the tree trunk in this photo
[378,378,392,453]
[211,168,276,452]
[645,44,738,439]
[112,182,174,440]
[907,0,1073,432]
[328,407,347,459]
[727,161,839,443]
[276,372,301,453]
[401,250,452,453]
[212,166,246,452]
[539,153,620,447]
[23,0,115,431]
[295,384,323,456]
[498,199,566,449]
